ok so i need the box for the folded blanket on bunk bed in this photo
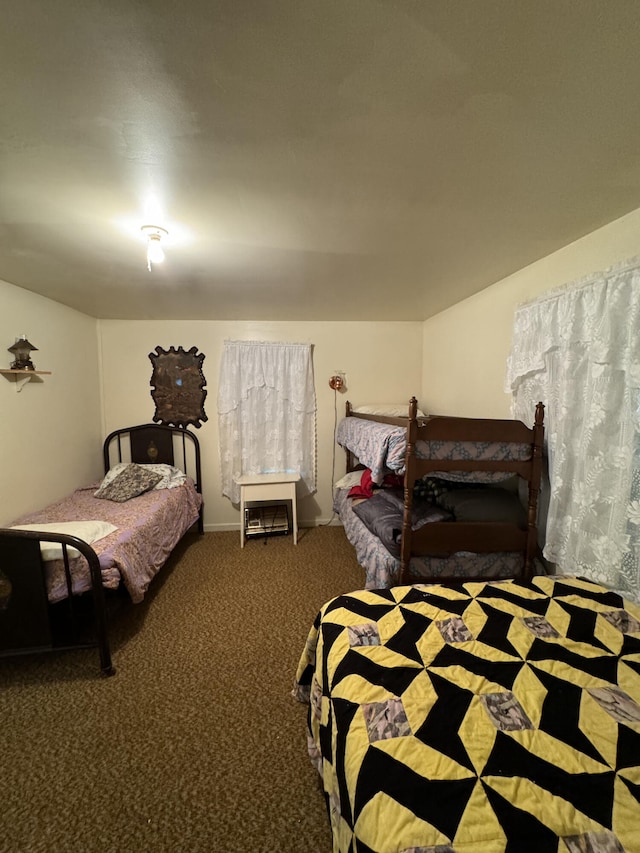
[336,418,408,483]
[8,476,202,604]
[351,488,453,558]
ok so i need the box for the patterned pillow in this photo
[94,464,162,502]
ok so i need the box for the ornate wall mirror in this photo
[149,345,208,429]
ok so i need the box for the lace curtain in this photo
[506,259,640,602]
[217,340,317,505]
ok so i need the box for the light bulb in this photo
[147,235,165,265]
[141,224,168,271]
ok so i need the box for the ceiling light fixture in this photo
[141,224,168,271]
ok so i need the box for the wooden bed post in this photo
[344,400,352,472]
[399,397,419,584]
[524,402,545,580]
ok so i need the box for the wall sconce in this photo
[329,372,346,392]
[141,225,168,271]
[8,336,38,371]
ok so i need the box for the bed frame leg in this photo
[94,602,115,676]
[100,658,116,677]
[86,553,116,676]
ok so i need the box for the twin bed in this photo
[334,398,545,588]
[0,423,203,675]
[294,575,640,852]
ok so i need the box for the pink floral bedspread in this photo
[10,481,202,603]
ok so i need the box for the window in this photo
[217,340,316,504]
[507,260,640,602]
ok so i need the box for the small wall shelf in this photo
[0,369,52,392]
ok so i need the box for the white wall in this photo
[98,320,423,530]
[8,203,640,531]
[0,280,101,525]
[421,207,640,418]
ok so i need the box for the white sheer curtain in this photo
[506,259,640,602]
[217,340,317,505]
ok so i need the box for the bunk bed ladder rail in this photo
[399,398,420,581]
[525,401,546,578]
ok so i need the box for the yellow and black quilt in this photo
[294,576,640,852]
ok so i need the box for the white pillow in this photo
[96,462,186,494]
[140,463,187,489]
[334,471,364,490]
[9,521,118,561]
[352,404,427,418]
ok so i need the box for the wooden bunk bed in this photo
[0,423,203,676]
[335,398,545,586]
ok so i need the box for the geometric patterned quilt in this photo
[293,576,640,852]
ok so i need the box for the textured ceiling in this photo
[2,0,640,321]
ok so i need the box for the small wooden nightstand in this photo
[234,473,300,548]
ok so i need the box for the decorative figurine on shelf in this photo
[8,336,38,370]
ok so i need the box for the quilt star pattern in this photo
[294,576,640,853]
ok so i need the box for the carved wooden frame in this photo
[149,345,208,429]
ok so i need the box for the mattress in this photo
[9,480,202,603]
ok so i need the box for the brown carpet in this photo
[0,527,364,853]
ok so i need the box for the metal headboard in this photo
[103,423,203,500]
